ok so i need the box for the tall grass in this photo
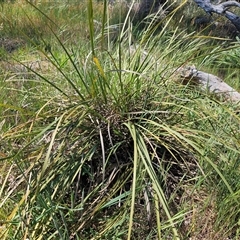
[0,0,239,239]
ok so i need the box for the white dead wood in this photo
[177,66,240,102]
[193,0,240,31]
[194,0,240,15]
[129,44,240,103]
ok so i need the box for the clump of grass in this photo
[0,1,240,239]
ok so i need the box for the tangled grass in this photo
[0,1,239,239]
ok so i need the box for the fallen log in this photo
[129,44,240,103]
[177,66,240,102]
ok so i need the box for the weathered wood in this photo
[177,66,240,102]
[130,45,240,103]
[193,0,240,31]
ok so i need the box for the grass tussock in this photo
[0,0,240,239]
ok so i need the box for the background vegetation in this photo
[0,0,239,239]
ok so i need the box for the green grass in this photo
[0,0,240,239]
